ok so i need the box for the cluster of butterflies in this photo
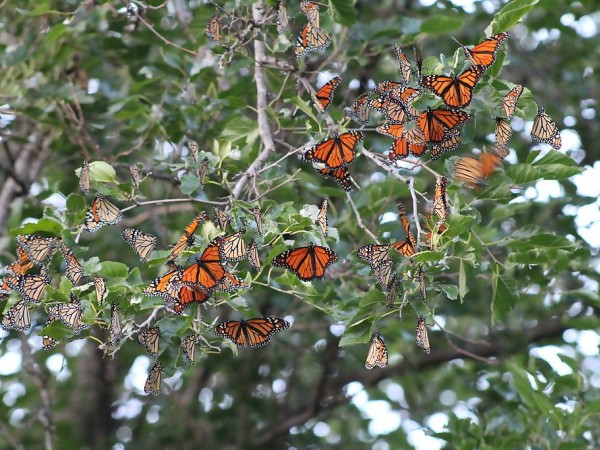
[304,31,563,191]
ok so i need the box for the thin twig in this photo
[471,230,506,268]
[135,10,198,56]
[346,193,379,242]
[408,177,423,245]
[230,3,276,200]
[119,197,227,214]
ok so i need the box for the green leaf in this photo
[439,283,459,300]
[489,0,540,34]
[90,161,118,183]
[420,15,463,34]
[99,261,130,279]
[330,0,357,26]
[491,272,516,323]
[45,24,68,42]
[180,174,199,195]
[11,218,63,236]
[458,260,468,300]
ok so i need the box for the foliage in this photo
[0,0,599,449]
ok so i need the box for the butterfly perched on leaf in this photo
[181,334,200,364]
[172,286,211,315]
[393,43,413,84]
[166,212,207,262]
[531,107,562,150]
[391,204,417,257]
[59,244,83,286]
[5,247,34,276]
[420,65,486,109]
[215,317,290,348]
[272,244,338,282]
[432,176,449,224]
[312,76,341,113]
[495,117,513,149]
[416,316,431,354]
[79,160,90,194]
[84,194,122,232]
[145,362,161,396]
[42,317,58,350]
[215,272,251,293]
[460,32,510,69]
[315,198,328,237]
[16,234,59,266]
[252,206,264,236]
[276,0,289,33]
[347,93,370,125]
[180,236,226,293]
[303,131,364,169]
[386,275,398,309]
[138,326,160,358]
[122,228,157,262]
[143,266,183,301]
[206,14,222,42]
[213,206,231,231]
[109,302,122,347]
[357,244,391,270]
[502,84,523,120]
[365,333,388,369]
[418,108,471,143]
[430,133,461,160]
[246,239,261,270]
[1,300,31,331]
[6,267,51,304]
[219,229,247,262]
[48,294,88,334]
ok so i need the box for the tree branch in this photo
[231,2,275,200]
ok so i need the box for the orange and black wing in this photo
[181,334,199,364]
[316,198,328,237]
[357,244,391,269]
[303,131,364,169]
[418,108,471,143]
[219,228,248,262]
[365,333,388,369]
[502,84,523,120]
[347,93,371,125]
[215,317,290,348]
[495,117,513,149]
[144,362,161,396]
[272,244,338,281]
[166,212,207,262]
[172,286,211,315]
[432,176,449,223]
[59,244,83,286]
[430,133,461,160]
[138,326,160,358]
[206,15,222,42]
[463,32,509,68]
[312,76,341,112]
[316,166,354,192]
[122,228,157,262]
[5,247,34,276]
[294,22,331,58]
[391,204,416,257]
[79,160,90,194]
[16,234,59,265]
[180,237,226,292]
[416,316,431,354]
[246,239,261,270]
[84,194,122,232]
[531,107,562,150]
[420,65,485,108]
[393,44,412,84]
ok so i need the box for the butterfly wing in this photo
[272,245,337,281]
[219,229,248,262]
[316,166,354,192]
[60,244,84,285]
[365,333,388,369]
[138,326,160,358]
[181,334,199,364]
[312,76,341,113]
[246,240,261,270]
[180,237,226,292]
[502,85,523,120]
[316,198,328,237]
[303,131,364,169]
[464,32,509,68]
[109,302,122,347]
[391,204,416,256]
[84,194,122,232]
[531,107,562,150]
[416,316,431,354]
[206,15,222,42]
[79,160,90,194]
[144,362,162,396]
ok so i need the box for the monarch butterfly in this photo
[215,317,290,348]
[416,316,431,354]
[418,108,471,143]
[357,244,391,270]
[206,14,222,42]
[84,194,122,232]
[219,229,247,262]
[0,277,12,295]
[347,93,370,125]
[420,65,485,109]
[246,239,261,270]
[94,275,108,306]
[386,275,398,309]
[252,206,264,236]
[272,244,338,282]
[166,212,207,262]
[79,160,90,194]
[531,107,562,150]
[365,333,388,369]
[48,294,87,334]
[432,176,449,223]
[372,259,393,291]
[393,44,412,84]
[129,164,141,189]
[122,228,157,262]
[453,152,503,188]
[16,234,59,265]
[461,32,510,68]
[417,267,427,302]
[109,302,122,347]
[391,204,416,257]
[181,334,200,364]
[316,165,354,192]
[59,244,83,286]
[299,1,320,27]
[172,286,210,315]
[180,236,226,292]
[144,362,161,396]
[389,138,427,160]
[198,157,210,188]
[276,0,289,33]
[138,326,160,358]
[2,300,31,331]
[5,247,34,276]
[430,133,461,160]
[312,76,341,113]
[368,96,414,124]
[213,206,231,231]
[143,267,182,301]
[188,140,200,165]
[502,85,523,120]
[494,117,513,149]
[374,80,403,96]
[215,272,251,293]
[42,317,58,350]
[303,131,364,169]
[294,22,331,58]
[316,198,328,237]
[6,270,50,304]
[375,123,426,144]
